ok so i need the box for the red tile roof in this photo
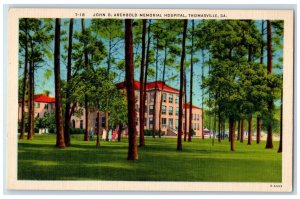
[19,94,55,103]
[115,80,141,90]
[116,81,180,94]
[184,103,201,109]
[34,94,55,103]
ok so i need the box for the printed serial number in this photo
[75,13,85,17]
[270,184,282,188]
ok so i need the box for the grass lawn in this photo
[18,134,282,182]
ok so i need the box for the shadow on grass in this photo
[18,136,282,182]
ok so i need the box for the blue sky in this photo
[19,19,283,108]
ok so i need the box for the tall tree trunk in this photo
[240,116,244,143]
[183,69,187,142]
[228,118,231,142]
[266,20,274,149]
[105,111,109,141]
[256,116,262,144]
[139,19,146,147]
[177,20,187,151]
[27,38,35,140]
[152,33,159,139]
[188,20,195,142]
[201,50,205,140]
[54,18,65,148]
[218,110,221,143]
[20,18,28,140]
[125,19,138,160]
[144,19,152,134]
[118,123,123,142]
[64,18,73,147]
[212,108,217,145]
[256,21,264,145]
[81,19,90,141]
[105,38,112,139]
[278,87,283,153]
[230,116,235,151]
[158,41,167,138]
[237,120,241,141]
[31,59,35,136]
[222,119,226,140]
[96,111,101,147]
[248,114,252,145]
[207,63,211,140]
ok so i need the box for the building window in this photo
[162,118,167,128]
[162,105,166,115]
[175,119,179,129]
[72,120,75,128]
[149,118,153,128]
[169,106,173,115]
[197,123,200,130]
[136,117,139,126]
[169,118,173,129]
[44,104,49,110]
[169,94,173,103]
[135,92,139,102]
[135,104,139,112]
[149,105,154,115]
[175,95,179,104]
[80,120,83,129]
[176,107,179,116]
[144,117,147,126]
[144,105,147,113]
[150,92,154,102]
[162,93,167,102]
[102,117,106,128]
[95,117,98,128]
[35,102,40,108]
[197,114,200,121]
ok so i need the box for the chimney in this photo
[44,90,50,96]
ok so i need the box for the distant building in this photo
[116,81,203,137]
[18,81,203,137]
[18,93,56,120]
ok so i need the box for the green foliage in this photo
[144,129,166,136]
[69,127,84,134]
[199,19,283,130]
[36,112,56,133]
[19,18,53,72]
[18,113,40,134]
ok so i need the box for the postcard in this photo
[6,8,294,192]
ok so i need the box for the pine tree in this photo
[64,18,74,147]
[125,19,138,160]
[54,18,65,148]
[139,19,146,147]
[177,20,188,151]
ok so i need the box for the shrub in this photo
[69,127,84,134]
[191,129,196,136]
[36,112,56,133]
[144,129,165,136]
